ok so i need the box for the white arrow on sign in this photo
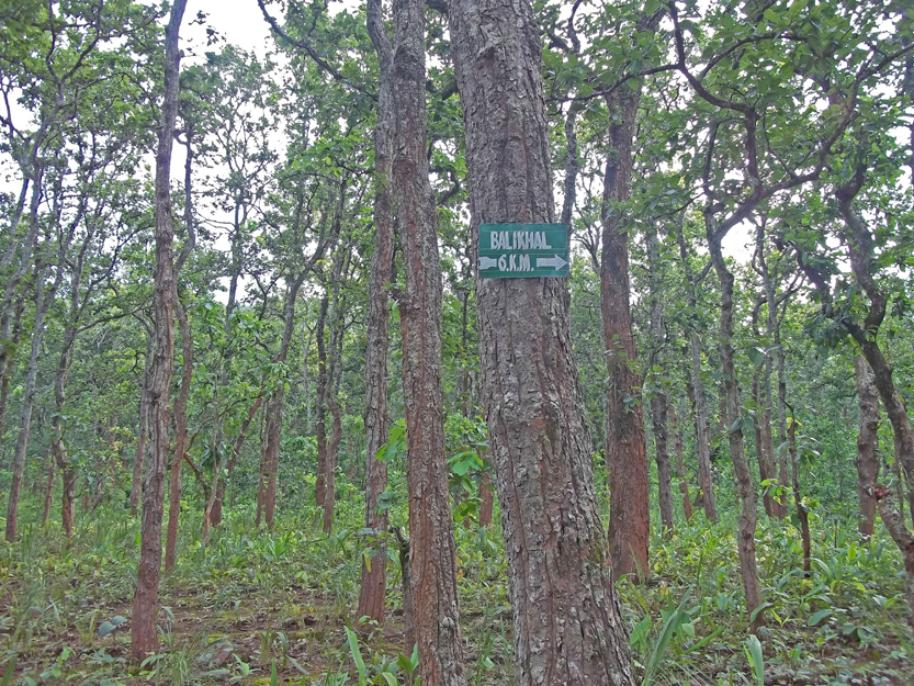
[480,256,498,270]
[536,254,568,270]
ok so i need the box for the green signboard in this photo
[478,223,569,278]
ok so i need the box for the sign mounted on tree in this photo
[479,223,570,278]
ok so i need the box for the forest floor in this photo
[2,487,913,685]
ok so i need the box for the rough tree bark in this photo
[129,332,153,515]
[356,0,395,617]
[130,0,187,661]
[837,169,914,522]
[449,0,635,683]
[855,357,880,538]
[393,1,466,682]
[600,83,650,580]
[856,355,914,626]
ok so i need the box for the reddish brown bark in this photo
[356,2,394,621]
[130,0,186,661]
[449,1,635,682]
[600,83,650,580]
[392,1,466,681]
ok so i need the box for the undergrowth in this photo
[1,488,911,685]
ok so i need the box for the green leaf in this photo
[808,608,832,626]
[743,634,765,686]
[345,626,368,686]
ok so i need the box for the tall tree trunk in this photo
[314,294,330,508]
[675,222,717,521]
[646,222,673,535]
[321,302,345,534]
[129,332,154,515]
[751,359,778,518]
[164,296,192,571]
[202,212,242,537]
[600,85,650,581]
[707,227,762,622]
[754,224,787,518]
[449,1,635,683]
[787,413,811,575]
[670,403,693,521]
[650,392,674,535]
[203,394,262,538]
[393,2,466,682]
[323,377,342,534]
[51,326,78,541]
[759,229,791,513]
[837,167,914,522]
[256,272,306,530]
[41,453,54,526]
[856,355,914,626]
[855,356,880,538]
[164,128,196,570]
[357,3,395,620]
[131,0,187,661]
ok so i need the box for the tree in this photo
[357,0,396,624]
[390,1,466,682]
[130,0,187,661]
[449,0,634,682]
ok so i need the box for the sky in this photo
[184,0,273,59]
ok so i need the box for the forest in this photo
[0,0,913,684]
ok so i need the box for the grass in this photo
[1,482,912,685]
